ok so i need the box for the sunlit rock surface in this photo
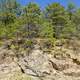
[0,43,80,80]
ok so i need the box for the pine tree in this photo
[23,2,41,38]
[45,3,67,38]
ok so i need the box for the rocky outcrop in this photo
[18,44,80,80]
[0,41,80,80]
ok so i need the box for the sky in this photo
[19,0,80,9]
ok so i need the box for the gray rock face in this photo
[18,44,80,80]
[1,44,80,80]
[19,46,52,77]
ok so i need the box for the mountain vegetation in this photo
[0,0,80,40]
[1,0,80,80]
